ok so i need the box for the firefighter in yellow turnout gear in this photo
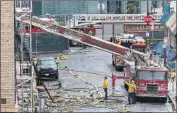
[125,79,137,104]
[103,76,108,100]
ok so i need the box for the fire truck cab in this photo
[111,33,147,71]
[124,61,169,103]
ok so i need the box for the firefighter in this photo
[117,39,121,45]
[132,80,137,104]
[103,76,108,100]
[125,79,136,104]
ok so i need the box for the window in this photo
[132,46,147,53]
[152,1,158,8]
[38,59,56,66]
[107,1,110,12]
[138,71,153,80]
[153,72,168,81]
[138,71,168,81]
[25,26,29,31]
[1,98,6,104]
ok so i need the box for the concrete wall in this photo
[1,1,17,112]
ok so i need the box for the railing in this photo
[15,1,32,13]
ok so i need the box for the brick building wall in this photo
[0,1,17,112]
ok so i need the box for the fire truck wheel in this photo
[136,97,141,102]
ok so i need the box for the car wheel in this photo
[55,72,59,79]
[55,75,58,79]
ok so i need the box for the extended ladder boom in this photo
[16,16,147,62]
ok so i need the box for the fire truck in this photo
[16,16,169,102]
[110,33,147,71]
[122,54,169,103]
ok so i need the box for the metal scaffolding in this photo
[15,0,36,112]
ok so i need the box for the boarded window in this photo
[1,98,6,104]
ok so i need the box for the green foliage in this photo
[127,3,137,14]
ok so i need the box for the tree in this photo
[127,3,137,14]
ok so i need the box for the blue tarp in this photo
[153,41,164,55]
[153,41,176,62]
[167,47,176,62]
[153,41,163,51]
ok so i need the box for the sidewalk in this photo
[168,79,176,111]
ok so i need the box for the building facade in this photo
[33,1,107,16]
[1,1,17,112]
[33,0,163,16]
[107,1,163,14]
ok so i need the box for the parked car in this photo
[34,57,59,80]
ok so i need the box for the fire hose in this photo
[34,65,128,112]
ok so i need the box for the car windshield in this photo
[132,46,146,53]
[153,72,168,81]
[138,71,152,80]
[138,71,168,81]
[38,59,56,67]
[121,42,131,48]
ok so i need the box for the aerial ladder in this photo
[15,16,148,64]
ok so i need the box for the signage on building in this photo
[146,32,150,37]
[124,24,164,32]
[73,14,162,23]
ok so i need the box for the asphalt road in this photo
[36,47,172,112]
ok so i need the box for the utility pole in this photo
[28,1,34,112]
[0,1,1,112]
[147,0,149,15]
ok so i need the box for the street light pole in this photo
[147,0,149,15]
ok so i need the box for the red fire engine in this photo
[110,33,147,71]
[112,52,169,103]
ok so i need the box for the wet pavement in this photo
[36,47,172,112]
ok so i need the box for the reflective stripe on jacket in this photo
[103,79,108,88]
